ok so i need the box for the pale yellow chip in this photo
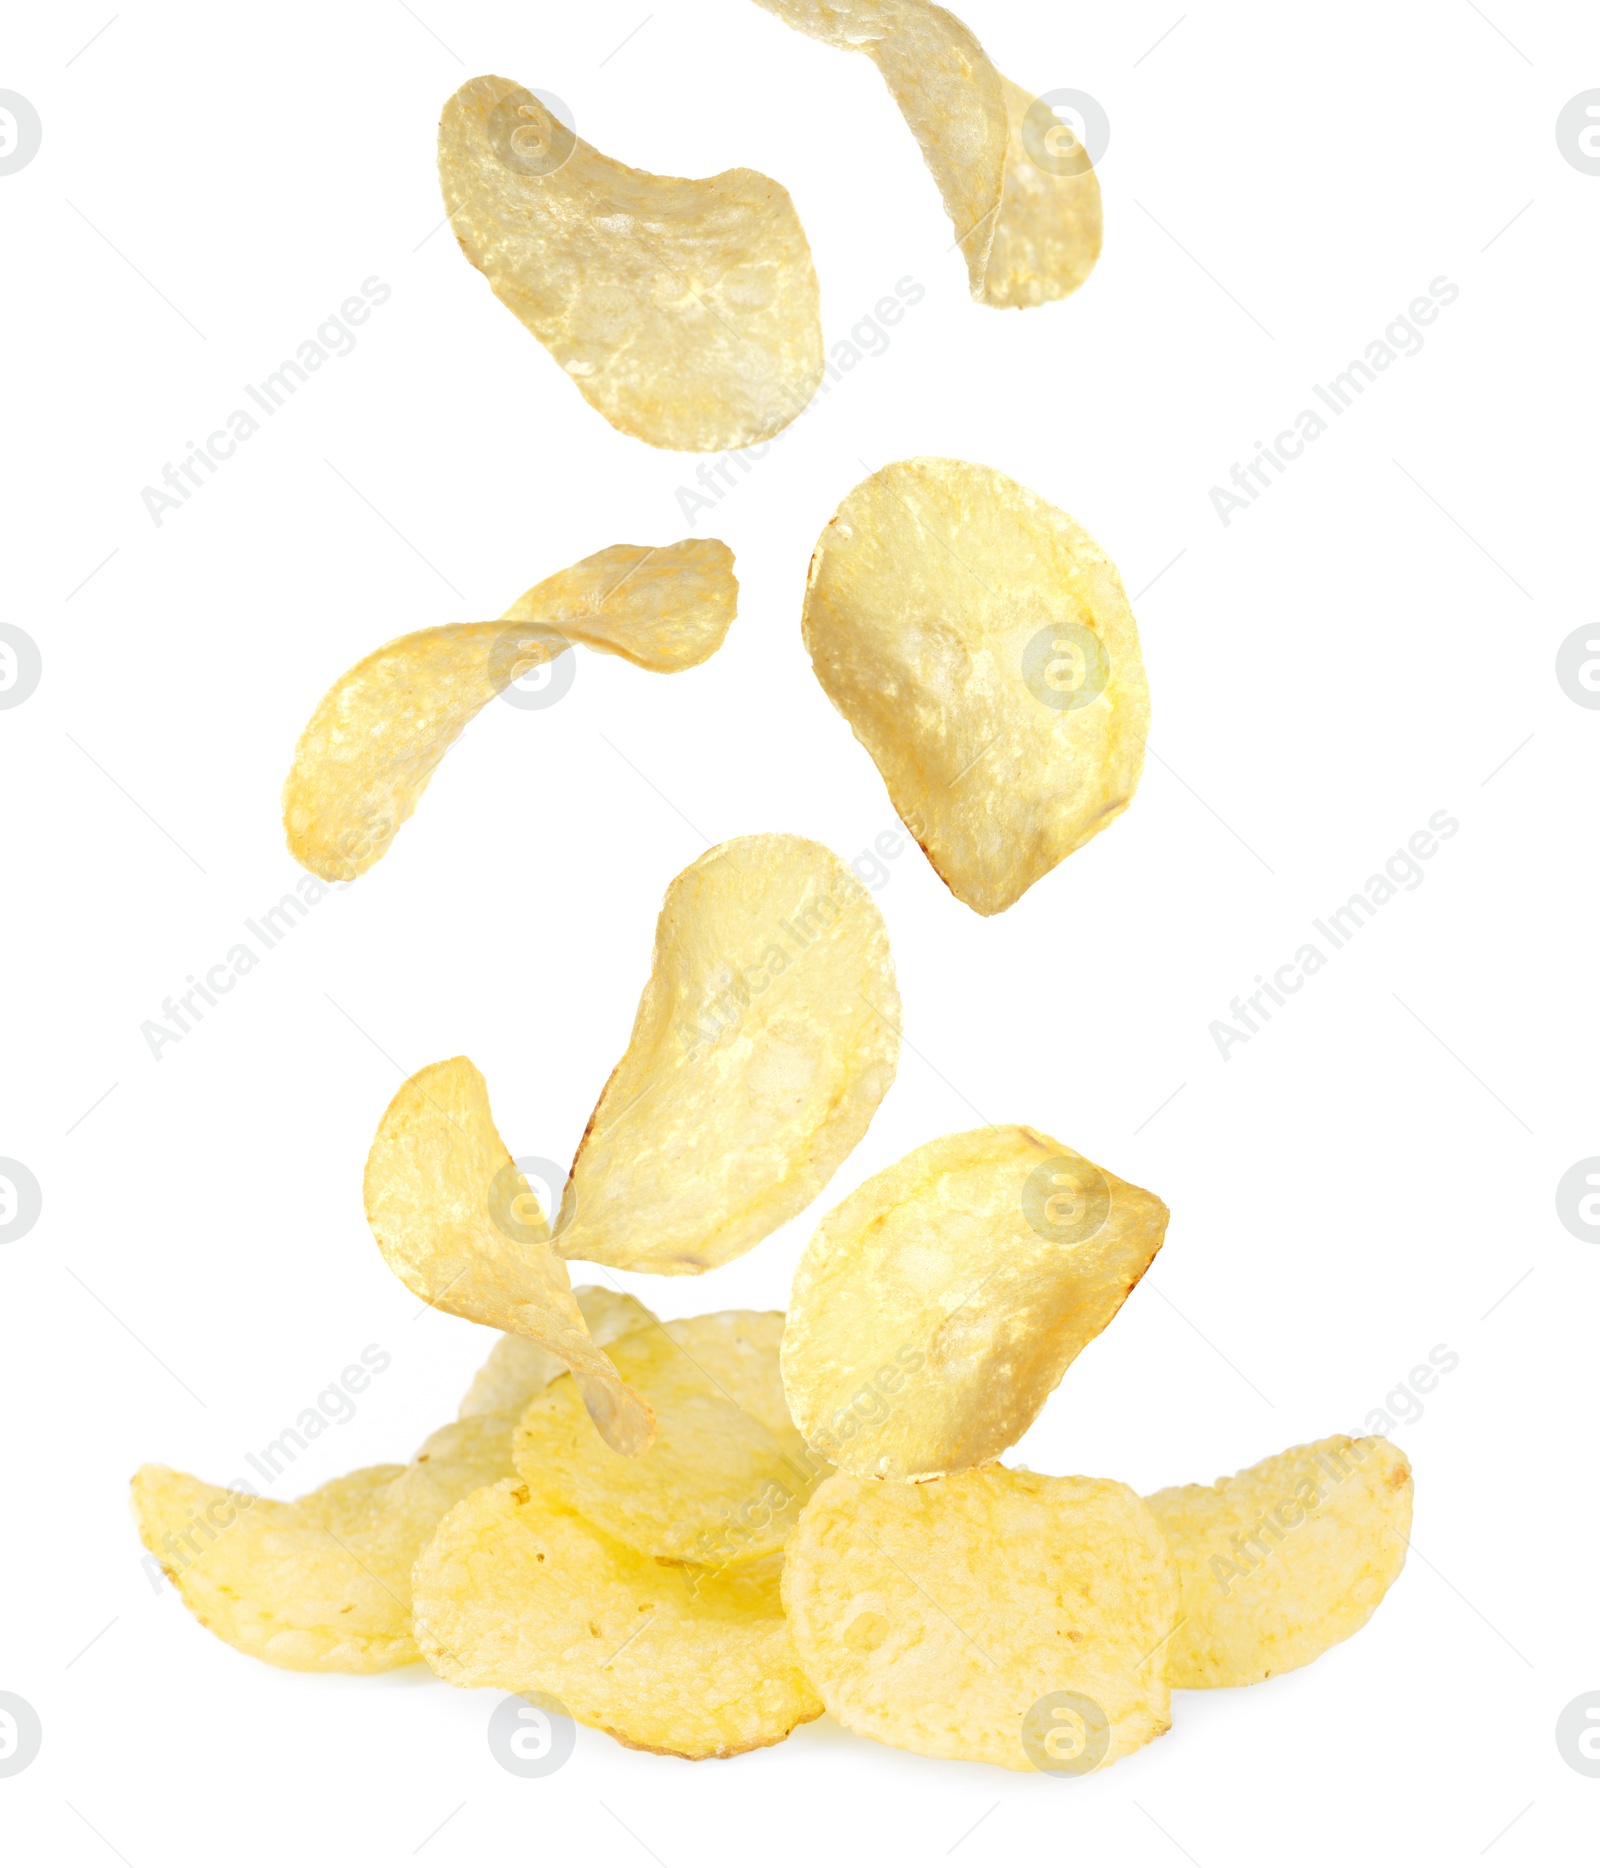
[556,834,900,1273]
[802,458,1149,915]
[284,538,736,881]
[413,1477,823,1758]
[459,1287,658,1420]
[515,1313,825,1565]
[130,1415,518,1672]
[364,1056,655,1457]
[750,2,1100,306]
[782,1467,1177,1771]
[439,76,824,450]
[1146,1434,1413,1689]
[783,1124,1167,1480]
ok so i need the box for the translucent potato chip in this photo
[782,1467,1177,1771]
[556,834,900,1274]
[1146,1435,1413,1689]
[364,1057,655,1457]
[802,458,1149,915]
[750,2,1100,306]
[413,1477,823,1758]
[130,1415,519,1673]
[459,1287,658,1420]
[515,1312,825,1565]
[439,76,824,450]
[783,1124,1167,1480]
[284,537,736,881]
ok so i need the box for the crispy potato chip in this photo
[750,2,1100,306]
[782,1467,1177,1770]
[515,1313,825,1564]
[1146,1435,1413,1689]
[783,1124,1167,1480]
[460,1287,658,1420]
[414,1477,823,1758]
[284,537,736,882]
[364,1057,655,1457]
[439,76,824,450]
[130,1415,518,1672]
[802,458,1149,915]
[556,833,899,1273]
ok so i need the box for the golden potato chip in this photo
[782,1467,1177,1771]
[750,2,1099,306]
[783,1124,1167,1480]
[439,76,824,450]
[284,537,736,882]
[130,1415,518,1673]
[556,834,899,1274]
[515,1313,825,1564]
[801,458,1149,915]
[459,1287,658,1420]
[364,1057,655,1457]
[1146,1434,1413,1689]
[413,1477,823,1758]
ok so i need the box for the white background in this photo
[2,1,1596,1861]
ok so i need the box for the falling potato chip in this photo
[1146,1435,1413,1689]
[802,458,1149,915]
[556,834,899,1274]
[364,1056,654,1457]
[782,1467,1177,1771]
[515,1313,826,1564]
[439,76,824,450]
[750,1,1100,306]
[414,1477,823,1758]
[284,538,736,882]
[130,1415,519,1672]
[460,1287,658,1420]
[783,1124,1167,1480]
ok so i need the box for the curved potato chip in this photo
[364,1057,655,1457]
[750,2,1100,306]
[414,1477,823,1758]
[515,1313,825,1565]
[284,538,736,882]
[783,1124,1167,1480]
[130,1415,518,1673]
[801,458,1149,915]
[1146,1435,1413,1689]
[439,76,824,450]
[556,834,900,1274]
[782,1467,1177,1771]
[460,1287,658,1420]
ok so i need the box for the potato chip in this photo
[515,1313,825,1564]
[413,1477,823,1758]
[783,1124,1167,1480]
[130,1415,518,1673]
[1146,1435,1413,1689]
[750,2,1100,306]
[439,76,824,450]
[782,1467,1177,1770]
[459,1287,658,1420]
[801,458,1149,915]
[364,1057,654,1456]
[284,538,736,882]
[556,834,899,1273]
